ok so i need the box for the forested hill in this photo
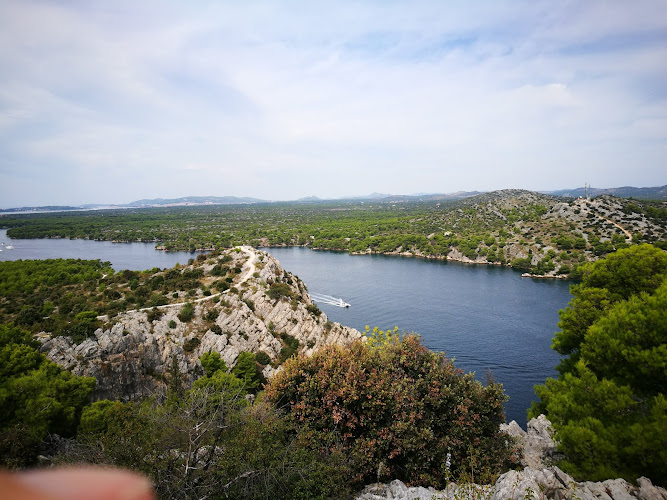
[2,189,665,278]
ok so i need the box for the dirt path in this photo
[580,205,633,240]
[99,247,258,319]
[600,216,633,240]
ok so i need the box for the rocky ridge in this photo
[39,247,361,401]
[357,191,666,278]
[356,415,666,500]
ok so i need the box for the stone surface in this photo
[501,414,561,469]
[39,247,361,401]
[355,469,667,500]
[358,417,666,500]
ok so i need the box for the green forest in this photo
[2,190,666,278]
[0,244,665,497]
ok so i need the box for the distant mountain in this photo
[128,196,266,207]
[6,186,663,214]
[544,185,667,200]
[0,205,82,213]
[339,191,482,202]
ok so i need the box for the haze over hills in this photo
[0,186,664,213]
[542,185,667,200]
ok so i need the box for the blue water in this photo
[0,227,571,424]
[264,247,572,425]
[0,229,201,271]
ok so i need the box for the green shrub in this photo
[231,352,260,391]
[210,324,222,335]
[200,351,227,377]
[178,302,195,322]
[0,324,96,467]
[204,309,219,322]
[183,337,201,353]
[281,333,299,351]
[168,319,177,329]
[267,282,293,300]
[265,335,516,489]
[146,307,164,322]
[306,303,321,316]
[255,351,271,365]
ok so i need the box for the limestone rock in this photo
[356,469,667,500]
[501,414,561,469]
[39,247,361,401]
[637,477,667,500]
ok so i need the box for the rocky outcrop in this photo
[356,416,666,500]
[39,247,361,401]
[501,414,563,469]
[356,467,666,500]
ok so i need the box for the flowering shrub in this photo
[265,334,517,488]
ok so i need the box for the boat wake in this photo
[310,293,351,308]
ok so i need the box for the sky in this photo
[0,1,666,208]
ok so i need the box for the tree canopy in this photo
[0,324,96,467]
[265,333,518,489]
[531,244,667,485]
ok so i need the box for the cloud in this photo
[0,0,665,206]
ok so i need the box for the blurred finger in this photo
[1,467,154,500]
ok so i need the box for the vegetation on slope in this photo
[0,251,249,341]
[3,190,665,277]
[1,323,514,498]
[0,324,96,468]
[1,238,665,494]
[530,244,667,485]
[265,332,518,488]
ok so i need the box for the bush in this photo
[231,352,260,391]
[200,351,227,377]
[511,257,532,271]
[265,335,516,489]
[146,307,164,322]
[255,351,271,365]
[267,282,293,300]
[183,337,201,353]
[204,309,219,322]
[178,302,195,322]
[210,324,222,335]
[0,324,96,467]
[306,303,321,316]
[168,319,177,329]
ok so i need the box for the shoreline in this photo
[1,230,577,279]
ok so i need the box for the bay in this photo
[0,227,572,425]
[0,229,200,271]
[264,247,572,426]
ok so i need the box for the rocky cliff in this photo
[39,247,361,401]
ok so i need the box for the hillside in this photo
[545,185,667,200]
[2,189,665,277]
[1,248,360,401]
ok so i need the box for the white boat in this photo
[4,245,12,250]
[310,293,351,308]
